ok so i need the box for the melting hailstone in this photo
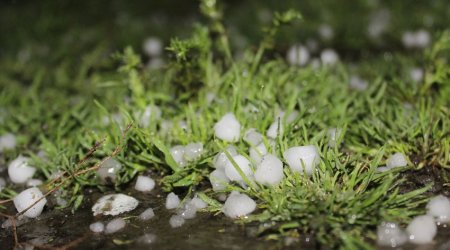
[135,176,155,192]
[209,169,229,191]
[8,155,36,184]
[105,218,126,234]
[92,194,139,216]
[222,192,256,219]
[406,215,437,244]
[96,158,122,184]
[214,113,241,142]
[165,192,180,209]
[13,187,47,218]
[224,155,253,181]
[376,221,407,247]
[426,195,450,224]
[89,222,105,233]
[254,154,284,186]
[283,145,320,175]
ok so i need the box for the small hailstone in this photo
[386,153,408,168]
[169,215,185,228]
[320,49,339,65]
[286,44,310,66]
[26,179,43,187]
[243,128,263,146]
[0,133,16,152]
[13,187,47,218]
[143,37,163,57]
[376,166,390,172]
[92,194,139,216]
[368,9,390,39]
[406,215,437,244]
[267,121,283,139]
[249,142,268,164]
[318,24,334,40]
[222,192,256,219]
[165,192,180,209]
[254,154,284,186]
[8,156,36,184]
[184,142,203,161]
[283,146,320,175]
[327,128,342,147]
[139,208,155,221]
[177,201,197,219]
[224,155,253,181]
[139,105,162,128]
[170,145,186,167]
[426,195,450,224]
[214,113,241,142]
[96,158,122,184]
[402,31,416,48]
[414,29,431,48]
[191,196,207,210]
[349,75,368,91]
[135,176,156,192]
[137,233,157,244]
[213,146,238,169]
[409,67,424,82]
[376,221,407,247]
[209,169,230,191]
[105,218,126,234]
[89,222,105,233]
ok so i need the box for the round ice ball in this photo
[143,37,163,57]
[209,169,229,191]
[214,113,241,142]
[386,153,408,168]
[406,215,437,244]
[213,146,237,170]
[254,154,284,186]
[135,176,155,192]
[13,187,47,218]
[320,49,339,65]
[249,142,267,164]
[139,208,155,221]
[327,128,342,147]
[243,128,263,146]
[184,142,203,161]
[89,222,105,233]
[169,215,185,228]
[170,145,186,168]
[165,192,180,209]
[105,218,126,234]
[426,195,450,224]
[0,133,17,152]
[139,105,161,128]
[222,192,256,219]
[267,121,283,139]
[286,44,310,66]
[283,145,320,175]
[8,156,36,184]
[224,155,253,181]
[376,221,407,247]
[96,158,122,184]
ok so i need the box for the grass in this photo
[1,0,449,249]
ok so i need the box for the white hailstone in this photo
[205,92,216,105]
[137,233,157,244]
[243,128,263,146]
[286,44,310,66]
[13,187,47,218]
[318,24,334,40]
[386,153,408,169]
[169,215,185,228]
[170,145,186,168]
[283,146,320,175]
[222,192,256,219]
[249,142,268,164]
[96,158,122,184]
[349,75,368,91]
[368,9,390,39]
[89,222,105,233]
[105,218,126,234]
[310,58,321,69]
[135,176,156,192]
[191,196,208,210]
[327,128,342,147]
[92,194,139,216]
[285,111,299,123]
[213,146,238,170]
[320,49,339,65]
[254,154,284,186]
[143,37,163,57]
[165,192,180,209]
[0,133,16,152]
[426,195,450,224]
[139,105,162,128]
[209,169,230,191]
[178,120,188,131]
[409,67,424,82]
[402,31,416,49]
[184,142,203,161]
[26,179,43,187]
[414,29,431,48]
[177,200,197,219]
[8,156,36,184]
[139,208,155,221]
[224,155,253,181]
[214,113,241,142]
[267,121,283,139]
[376,166,390,172]
[406,215,437,244]
[376,221,408,247]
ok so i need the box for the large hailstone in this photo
[214,113,241,142]
[13,187,47,218]
[92,194,139,216]
[224,155,253,181]
[283,146,320,175]
[249,142,267,164]
[8,155,36,184]
[426,195,450,224]
[406,215,437,244]
[376,221,407,247]
[254,154,284,186]
[213,146,237,170]
[209,169,230,191]
[222,192,256,219]
[0,133,17,152]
